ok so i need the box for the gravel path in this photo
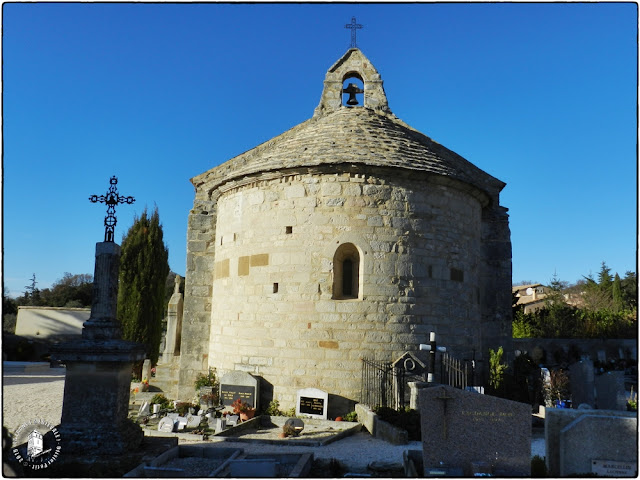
[2,363,65,435]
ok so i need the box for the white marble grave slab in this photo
[158,416,175,433]
[186,414,201,428]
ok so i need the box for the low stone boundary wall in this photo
[355,404,408,445]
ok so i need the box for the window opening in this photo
[343,260,353,296]
[333,243,361,299]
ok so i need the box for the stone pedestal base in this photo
[51,339,146,455]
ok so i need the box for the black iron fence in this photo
[360,358,405,409]
[440,352,472,390]
[361,352,475,409]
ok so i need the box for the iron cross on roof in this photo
[89,176,135,242]
[345,17,363,48]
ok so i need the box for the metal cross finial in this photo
[89,176,135,242]
[345,17,363,48]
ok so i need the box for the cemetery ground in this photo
[2,362,546,477]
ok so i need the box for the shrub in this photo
[531,455,547,477]
[264,400,285,416]
[373,406,421,441]
[175,402,198,416]
[343,411,358,422]
[150,393,171,409]
[194,367,220,391]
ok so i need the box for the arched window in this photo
[333,243,361,299]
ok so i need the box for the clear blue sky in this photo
[2,3,637,298]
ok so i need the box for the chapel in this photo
[174,48,512,412]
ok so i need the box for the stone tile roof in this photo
[192,106,505,202]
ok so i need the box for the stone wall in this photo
[15,306,90,340]
[202,165,494,411]
[177,198,217,399]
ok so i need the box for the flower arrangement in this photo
[200,392,218,407]
[231,398,256,420]
[141,378,150,392]
[131,386,139,404]
[151,367,156,378]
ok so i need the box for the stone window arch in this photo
[333,243,361,299]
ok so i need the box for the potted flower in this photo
[231,398,256,421]
[200,392,218,408]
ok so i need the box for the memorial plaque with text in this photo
[220,384,256,408]
[295,387,328,419]
[299,396,325,416]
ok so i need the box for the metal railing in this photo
[360,358,405,409]
[441,352,471,390]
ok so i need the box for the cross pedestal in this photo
[51,241,146,455]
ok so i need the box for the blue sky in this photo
[2,3,637,298]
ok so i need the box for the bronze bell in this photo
[343,83,364,106]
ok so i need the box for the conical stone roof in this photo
[193,49,505,205]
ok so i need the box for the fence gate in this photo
[360,358,405,410]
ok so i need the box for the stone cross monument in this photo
[51,177,145,456]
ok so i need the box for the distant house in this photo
[512,284,548,313]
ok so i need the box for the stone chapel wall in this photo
[206,167,486,409]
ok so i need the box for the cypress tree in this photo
[612,273,623,313]
[117,207,169,367]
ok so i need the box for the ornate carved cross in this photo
[89,176,135,242]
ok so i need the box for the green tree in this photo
[621,271,637,310]
[488,346,508,393]
[40,273,93,307]
[20,273,41,306]
[597,261,613,295]
[117,208,169,368]
[612,273,623,313]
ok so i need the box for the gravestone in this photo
[186,414,201,428]
[545,408,638,476]
[592,460,638,478]
[142,359,152,382]
[162,275,183,363]
[158,417,175,433]
[597,350,607,363]
[175,417,188,431]
[540,367,551,406]
[569,360,595,407]
[295,388,328,419]
[419,385,531,477]
[138,401,150,416]
[219,371,259,409]
[559,414,637,476]
[595,371,626,410]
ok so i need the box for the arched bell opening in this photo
[342,73,364,107]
